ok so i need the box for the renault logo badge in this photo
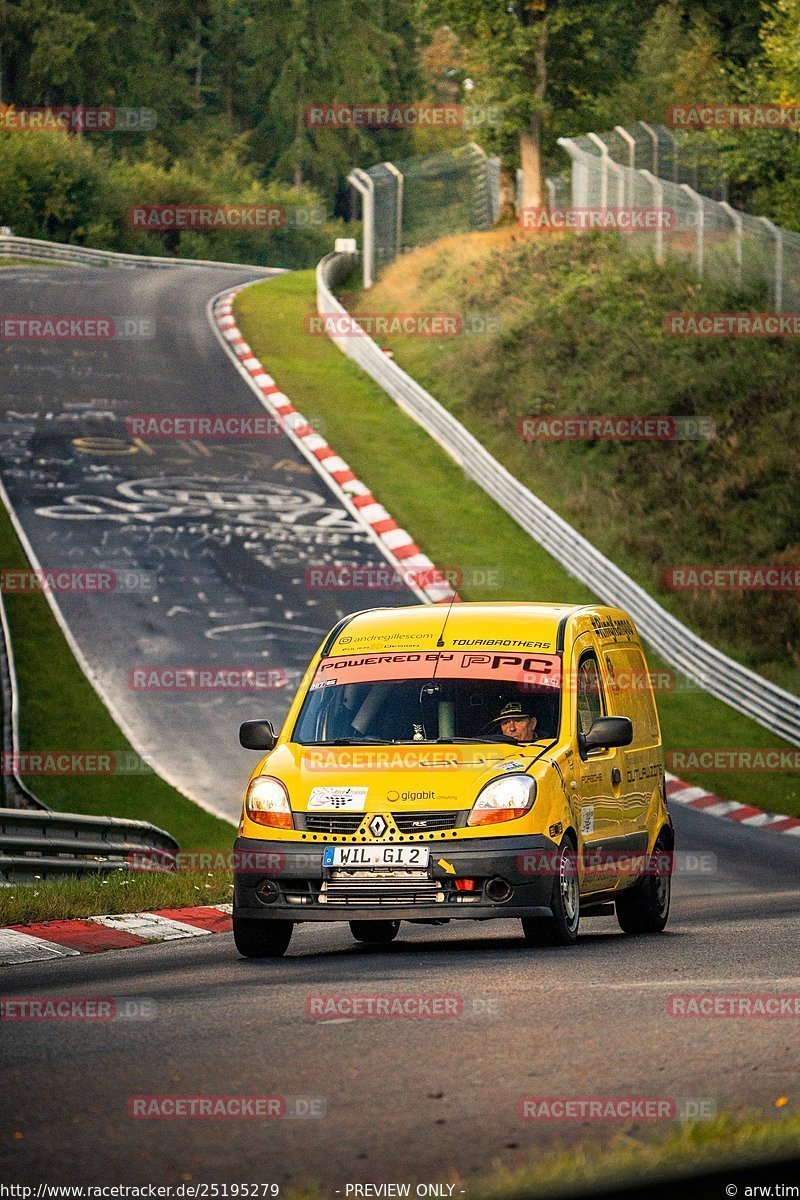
[369,814,388,837]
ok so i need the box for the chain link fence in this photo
[349,120,799,309]
[557,122,800,311]
[348,144,498,286]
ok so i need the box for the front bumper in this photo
[233,833,558,922]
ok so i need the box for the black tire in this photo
[233,917,293,958]
[521,838,580,947]
[349,920,400,945]
[616,838,671,934]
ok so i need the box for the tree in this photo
[422,0,671,212]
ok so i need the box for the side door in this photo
[572,643,626,893]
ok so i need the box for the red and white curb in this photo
[210,286,457,605]
[0,904,232,966]
[666,773,800,835]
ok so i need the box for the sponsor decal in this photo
[307,786,368,812]
[311,651,561,689]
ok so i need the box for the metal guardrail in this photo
[0,591,48,812]
[0,233,272,271]
[317,251,800,748]
[0,561,179,879]
[0,809,178,883]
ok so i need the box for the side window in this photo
[576,654,604,738]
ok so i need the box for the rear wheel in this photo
[521,838,580,947]
[349,920,400,945]
[233,917,293,958]
[616,837,671,934]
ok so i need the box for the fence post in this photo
[546,177,556,210]
[758,216,784,312]
[614,126,637,205]
[639,121,660,174]
[383,161,403,259]
[719,201,743,289]
[679,184,704,278]
[608,159,626,210]
[639,169,665,265]
[347,168,375,289]
[587,133,609,209]
[557,136,589,208]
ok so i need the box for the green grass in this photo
[0,498,234,849]
[0,868,232,927]
[236,269,800,817]
[471,1111,799,1200]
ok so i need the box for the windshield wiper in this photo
[307,737,385,745]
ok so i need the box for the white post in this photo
[758,216,784,312]
[614,126,637,206]
[719,201,743,289]
[348,169,375,289]
[679,184,704,278]
[587,133,609,210]
[383,161,403,259]
[639,170,665,264]
[557,136,589,208]
[614,126,637,170]
[639,121,660,175]
[608,160,626,211]
[546,177,556,210]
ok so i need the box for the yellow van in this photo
[233,603,673,957]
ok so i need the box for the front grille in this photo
[300,813,365,834]
[319,874,444,906]
[392,811,463,833]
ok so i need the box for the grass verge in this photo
[0,498,234,850]
[236,270,800,816]
[0,868,232,926]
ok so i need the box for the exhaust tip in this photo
[485,877,513,903]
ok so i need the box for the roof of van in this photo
[322,602,611,656]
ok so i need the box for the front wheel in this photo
[349,920,400,945]
[521,838,580,947]
[233,917,293,958]
[615,838,671,934]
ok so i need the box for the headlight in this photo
[245,776,293,830]
[467,774,536,827]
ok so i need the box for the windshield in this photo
[293,650,561,745]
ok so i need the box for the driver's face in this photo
[500,715,537,742]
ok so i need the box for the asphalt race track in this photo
[0,263,798,1193]
[1,804,799,1189]
[0,264,417,818]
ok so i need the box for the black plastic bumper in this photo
[233,833,558,922]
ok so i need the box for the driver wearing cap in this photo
[493,701,538,743]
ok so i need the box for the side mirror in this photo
[239,720,277,751]
[583,716,633,752]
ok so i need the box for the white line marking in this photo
[89,913,211,940]
[0,929,80,964]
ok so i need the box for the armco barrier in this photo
[0,544,179,878]
[317,251,800,748]
[0,232,282,271]
[0,590,45,811]
[0,808,178,883]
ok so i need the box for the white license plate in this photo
[322,845,430,869]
